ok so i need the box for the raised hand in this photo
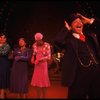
[64,20,71,30]
[76,13,94,24]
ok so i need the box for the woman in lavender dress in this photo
[9,38,32,99]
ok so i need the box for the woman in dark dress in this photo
[0,33,11,99]
[9,38,32,99]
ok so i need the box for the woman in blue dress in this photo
[9,38,32,99]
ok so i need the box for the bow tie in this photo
[79,34,86,42]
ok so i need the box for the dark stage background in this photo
[0,0,100,48]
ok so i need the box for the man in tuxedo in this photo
[54,13,100,99]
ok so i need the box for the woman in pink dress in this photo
[31,32,51,99]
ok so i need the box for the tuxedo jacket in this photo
[54,19,100,87]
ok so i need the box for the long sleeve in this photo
[88,17,100,33]
[84,17,100,63]
[19,49,33,61]
[8,48,20,59]
[43,43,51,60]
[53,26,71,52]
[39,43,51,61]
[33,42,51,63]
